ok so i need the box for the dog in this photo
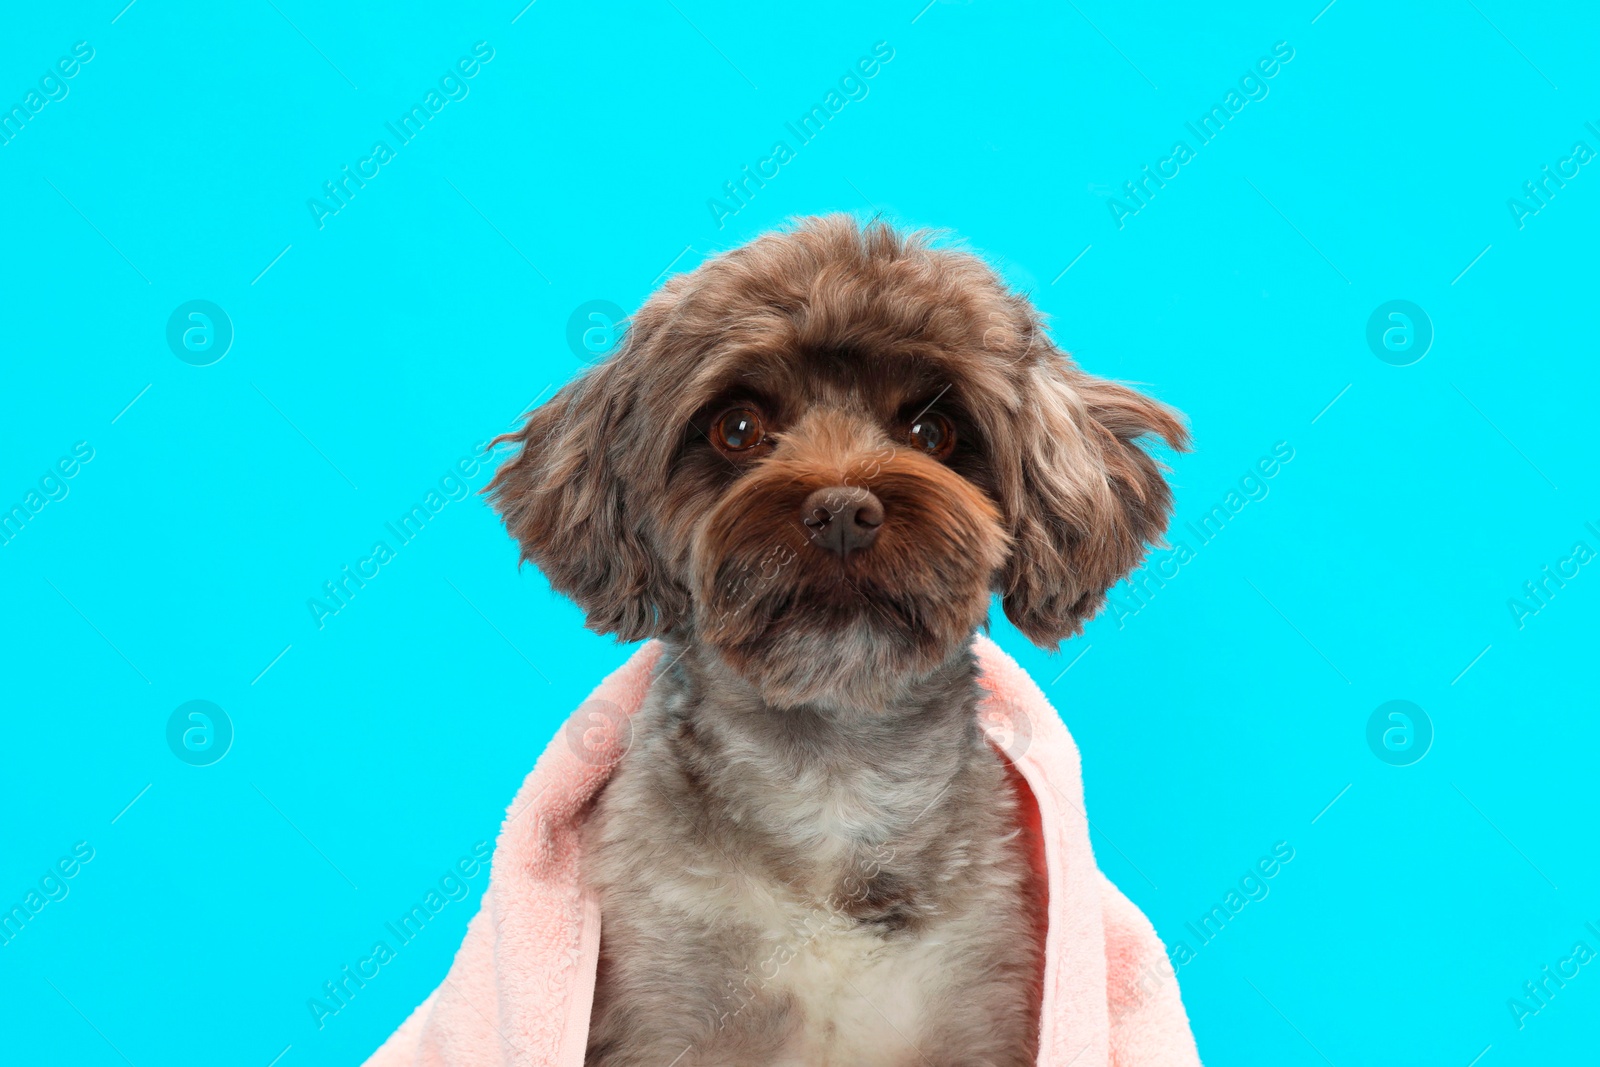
[486,217,1187,1066]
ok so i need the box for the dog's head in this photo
[489,217,1187,708]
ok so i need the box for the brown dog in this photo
[488,217,1186,1065]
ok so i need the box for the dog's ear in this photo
[997,343,1188,648]
[485,340,688,643]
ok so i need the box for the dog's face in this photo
[489,217,1186,708]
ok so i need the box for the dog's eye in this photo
[712,406,766,453]
[907,412,955,459]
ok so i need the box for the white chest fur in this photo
[733,892,953,1067]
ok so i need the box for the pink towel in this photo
[365,635,1201,1066]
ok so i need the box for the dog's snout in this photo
[801,486,883,557]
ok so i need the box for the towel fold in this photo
[365,635,1201,1066]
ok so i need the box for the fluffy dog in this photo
[487,217,1186,1066]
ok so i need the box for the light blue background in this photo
[2,2,1596,1064]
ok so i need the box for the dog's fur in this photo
[488,217,1186,1066]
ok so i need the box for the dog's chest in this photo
[589,691,1038,1064]
[733,798,993,1063]
[694,743,1013,1059]
[743,885,953,1066]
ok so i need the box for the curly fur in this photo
[486,216,1186,1065]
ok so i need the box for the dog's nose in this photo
[801,486,883,557]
